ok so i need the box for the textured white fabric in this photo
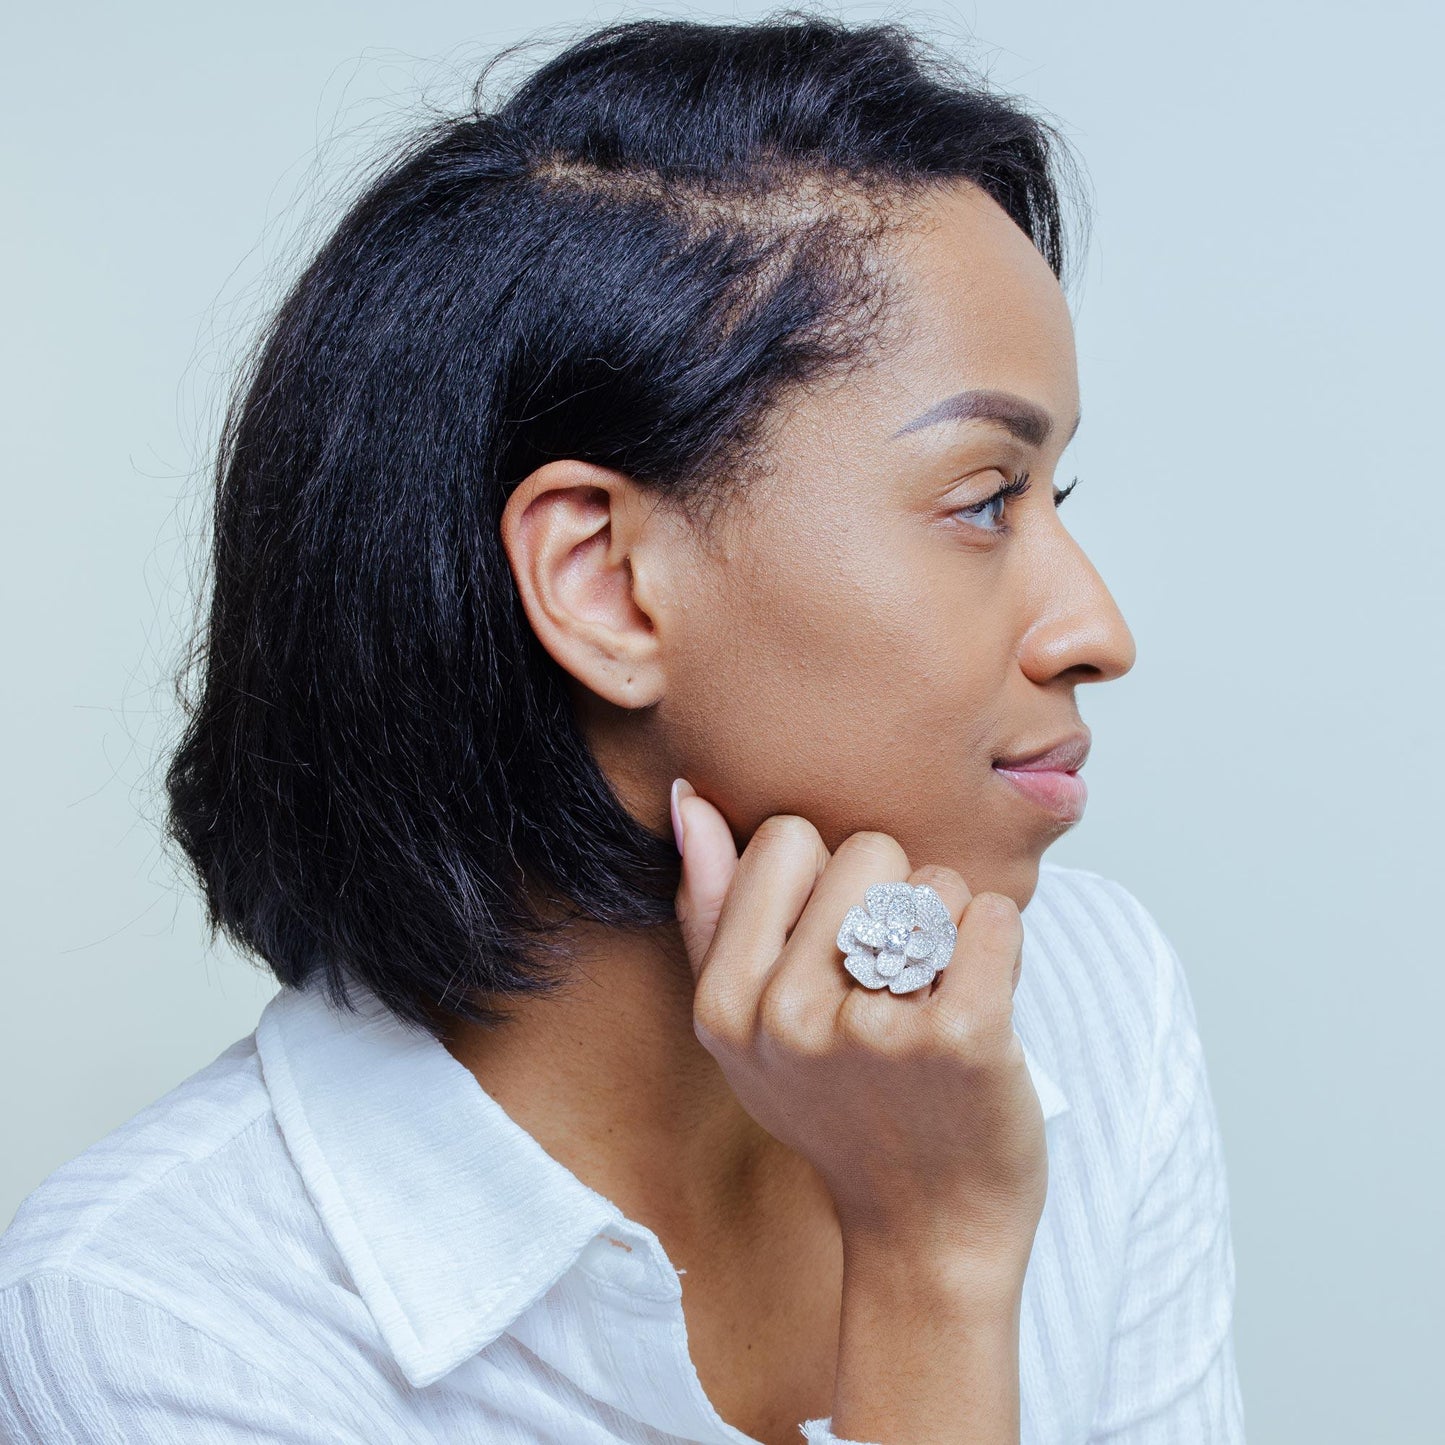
[799,1420,882,1445]
[0,860,1245,1443]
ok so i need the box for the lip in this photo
[993,729,1091,773]
[992,729,1091,822]
[992,764,1088,822]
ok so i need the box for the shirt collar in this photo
[255,981,626,1388]
[255,976,1070,1390]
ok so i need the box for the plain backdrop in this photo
[3,1,1441,1439]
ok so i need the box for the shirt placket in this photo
[504,1222,765,1444]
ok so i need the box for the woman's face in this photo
[642,181,1136,908]
[525,179,1137,912]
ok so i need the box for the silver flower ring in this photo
[836,881,959,995]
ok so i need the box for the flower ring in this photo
[835,881,959,994]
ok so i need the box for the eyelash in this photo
[951,471,1080,534]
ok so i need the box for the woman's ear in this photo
[498,458,674,710]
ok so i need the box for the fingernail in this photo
[670,778,692,856]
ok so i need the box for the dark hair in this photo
[164,9,1085,1037]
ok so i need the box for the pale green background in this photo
[3,2,1441,1439]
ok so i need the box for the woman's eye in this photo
[950,471,1032,533]
[953,493,1010,531]
[949,472,1078,535]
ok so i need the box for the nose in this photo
[1017,529,1137,686]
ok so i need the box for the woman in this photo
[0,13,1245,1444]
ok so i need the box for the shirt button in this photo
[580,1226,682,1299]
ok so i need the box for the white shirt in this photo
[0,860,1246,1444]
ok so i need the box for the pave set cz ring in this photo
[836,881,959,995]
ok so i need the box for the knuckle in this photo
[780,1015,833,1063]
[836,995,883,1050]
[757,982,812,1043]
[836,830,910,873]
[750,813,822,857]
[925,1003,978,1053]
[978,991,1017,1035]
[691,1003,722,1051]
[928,997,1014,1054]
[910,862,968,896]
[967,890,1023,938]
[692,982,740,1053]
[837,991,910,1055]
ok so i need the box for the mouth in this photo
[993,729,1090,773]
[992,729,1091,823]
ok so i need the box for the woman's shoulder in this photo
[1,1034,262,1280]
[0,1022,389,1443]
[0,1022,333,1322]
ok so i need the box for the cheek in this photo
[662,523,1009,847]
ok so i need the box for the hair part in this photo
[164,9,1087,1037]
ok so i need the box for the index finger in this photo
[759,830,916,1026]
[690,810,832,1024]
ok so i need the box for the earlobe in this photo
[498,459,666,709]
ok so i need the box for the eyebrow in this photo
[891,388,1081,449]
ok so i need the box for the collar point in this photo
[390,1317,511,1391]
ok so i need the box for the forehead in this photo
[874,181,1078,422]
[725,180,1081,517]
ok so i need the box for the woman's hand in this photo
[671,779,1048,1281]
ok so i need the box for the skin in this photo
[446,178,1136,1442]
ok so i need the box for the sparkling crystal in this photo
[837,882,957,993]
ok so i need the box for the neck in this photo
[437,914,816,1251]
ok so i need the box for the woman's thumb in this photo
[671,778,739,981]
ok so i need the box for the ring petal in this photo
[875,949,907,979]
[912,884,954,933]
[905,929,937,959]
[853,918,891,950]
[836,906,873,955]
[889,962,936,994]
[844,949,887,989]
[865,881,914,925]
[929,921,959,970]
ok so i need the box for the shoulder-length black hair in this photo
[164,9,1084,1037]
